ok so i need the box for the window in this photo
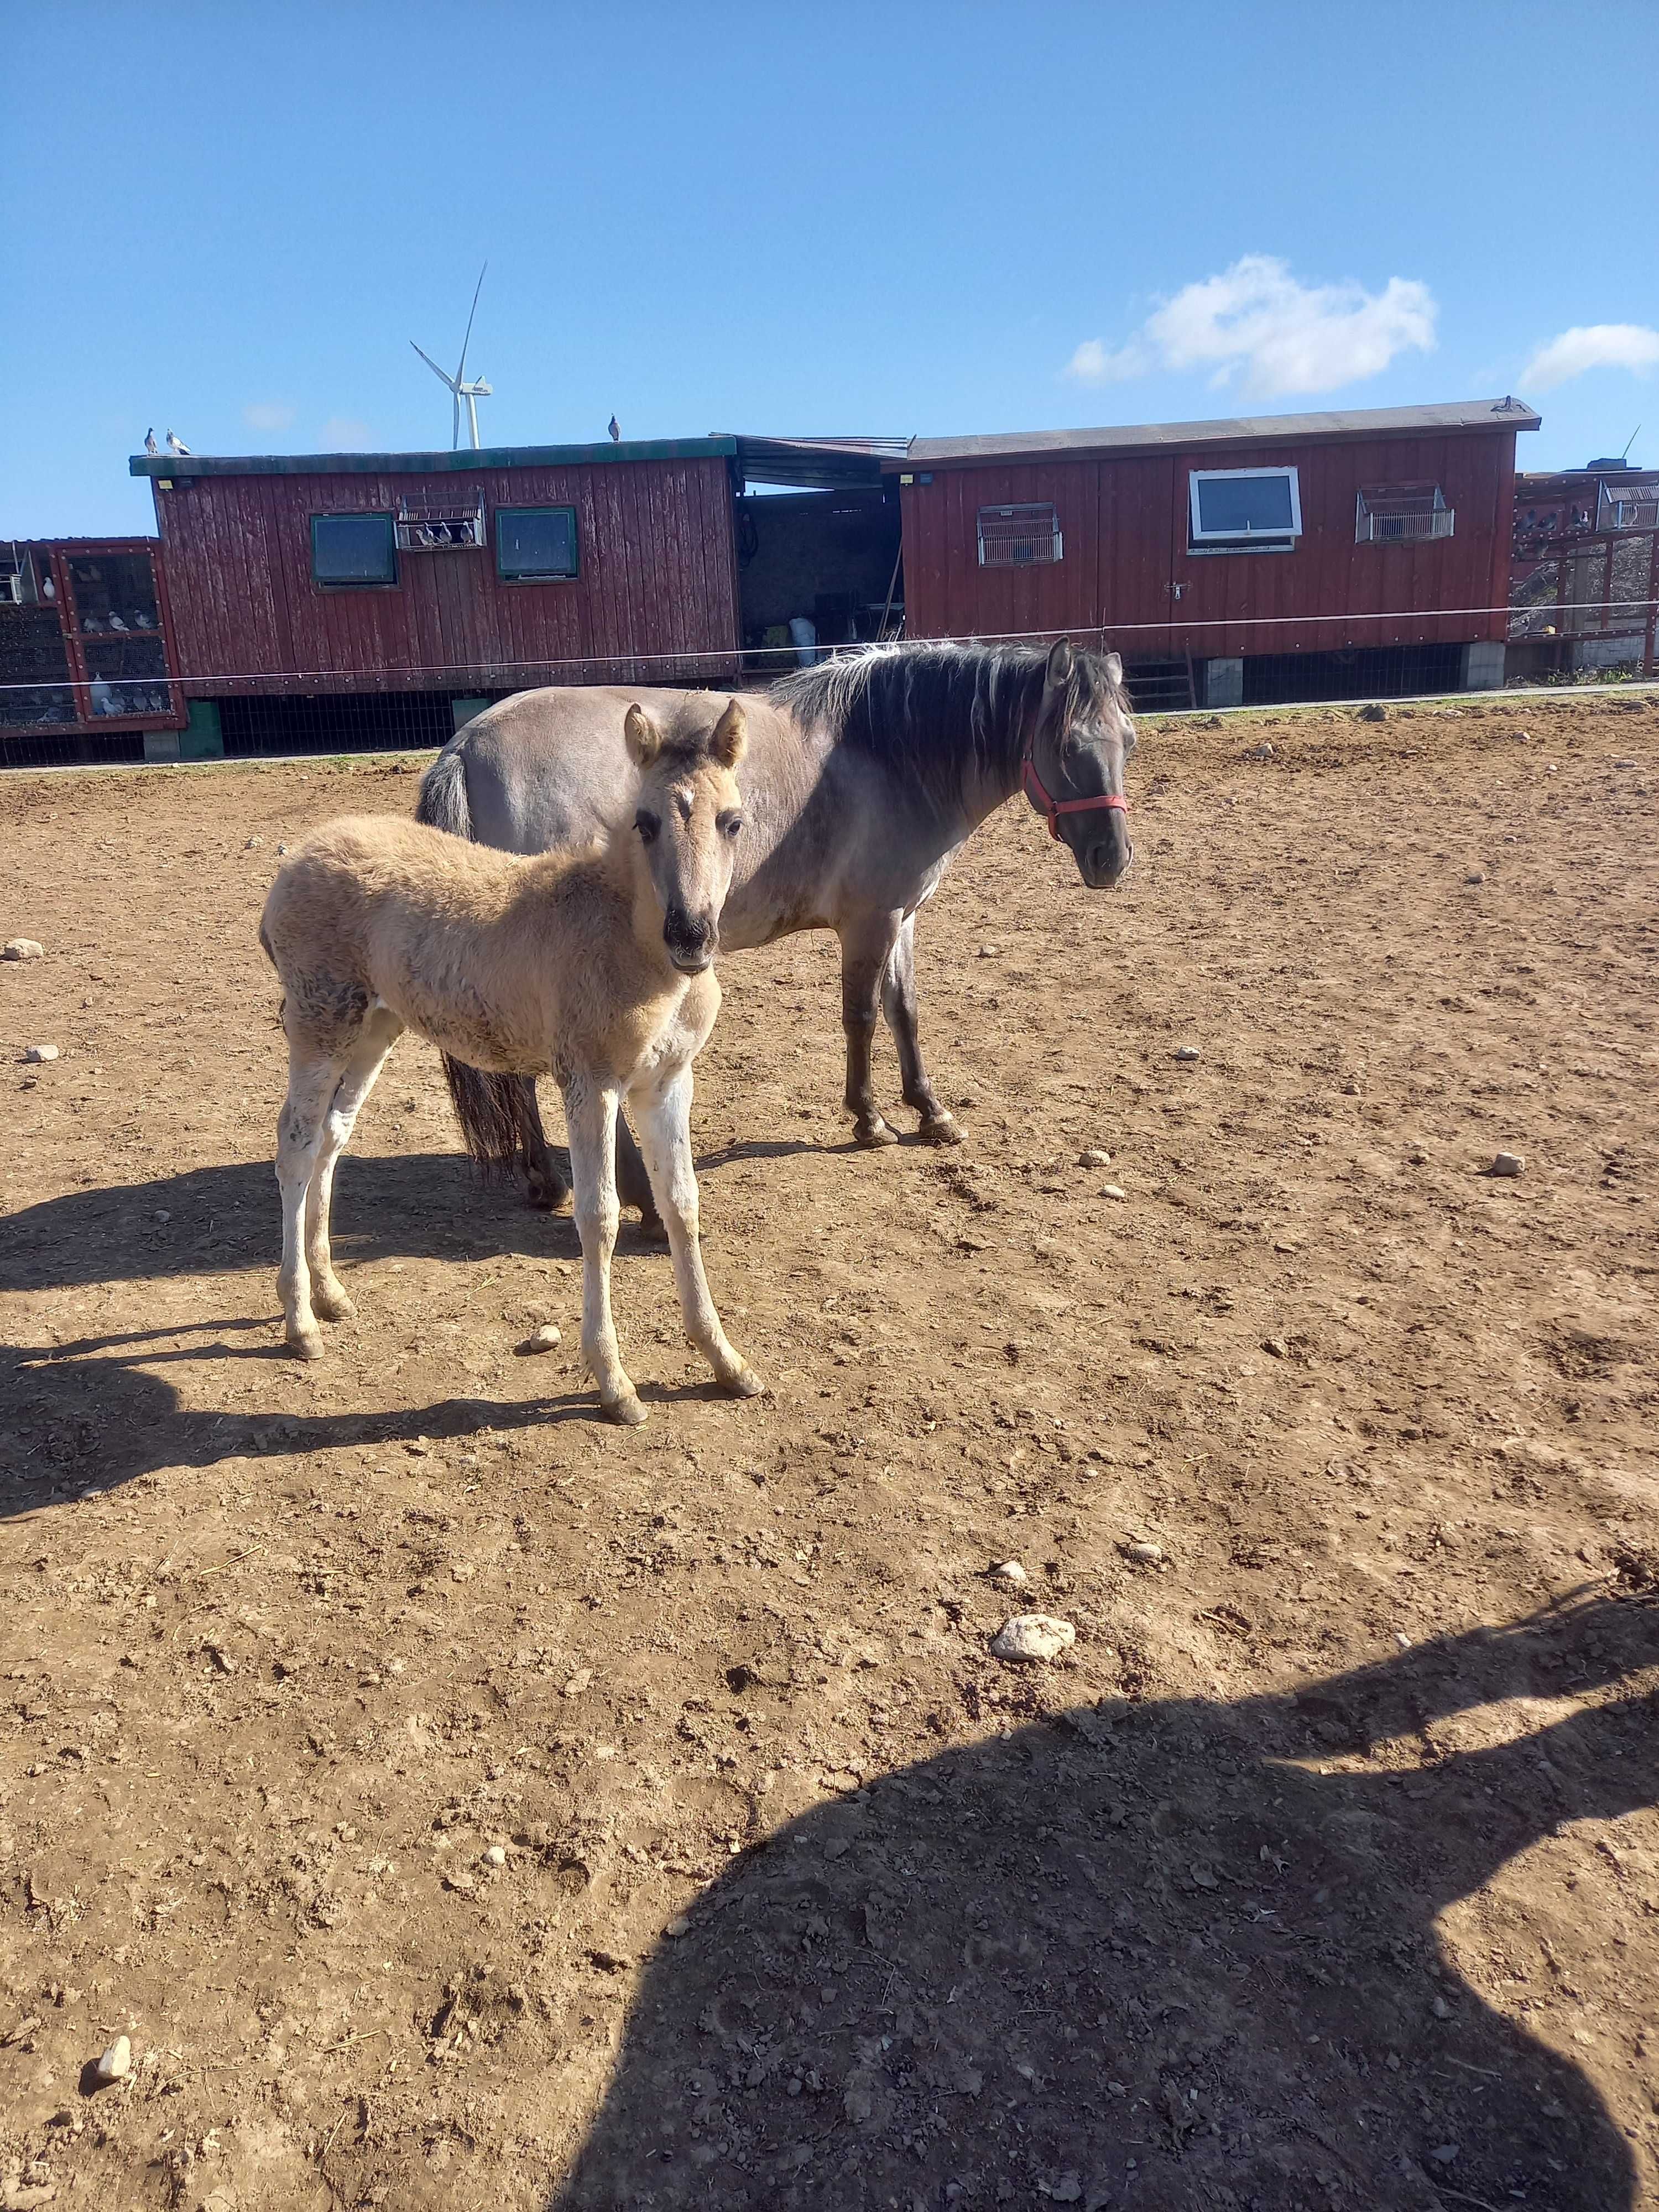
[977,503,1062,567]
[1355,483,1454,544]
[1598,480,1659,531]
[497,507,579,581]
[1188,467,1301,552]
[311,513,398,586]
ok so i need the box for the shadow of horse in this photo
[0,1141,819,1299]
[550,1598,1659,2211]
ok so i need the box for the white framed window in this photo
[1355,483,1454,544]
[977,503,1063,567]
[1187,466,1301,552]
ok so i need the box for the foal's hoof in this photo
[312,1285,356,1322]
[853,1114,900,1149]
[634,1208,669,1244]
[918,1110,963,1146]
[603,1390,648,1427]
[286,1328,325,1363]
[724,1365,765,1400]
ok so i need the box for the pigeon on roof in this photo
[608,415,620,444]
[144,427,159,455]
[166,429,191,455]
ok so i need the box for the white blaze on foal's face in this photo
[624,698,747,973]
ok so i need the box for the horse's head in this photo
[1023,639,1136,889]
[623,697,748,973]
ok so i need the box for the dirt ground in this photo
[2,687,1656,2212]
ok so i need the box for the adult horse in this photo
[417,638,1135,1215]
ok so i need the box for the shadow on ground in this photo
[550,1598,1659,2212]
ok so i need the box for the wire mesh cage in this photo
[976,503,1063,568]
[1355,485,1454,544]
[394,500,488,552]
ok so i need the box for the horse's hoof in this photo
[918,1111,963,1146]
[312,1286,356,1321]
[854,1115,900,1149]
[286,1329,325,1362]
[603,1390,648,1427]
[525,1172,568,1213]
[724,1366,765,1400]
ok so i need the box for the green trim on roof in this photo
[130,436,739,479]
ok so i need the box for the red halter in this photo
[1021,739,1131,842]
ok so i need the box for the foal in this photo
[258,697,761,1426]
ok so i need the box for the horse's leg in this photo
[276,1048,346,1361]
[628,1066,761,1399]
[563,1075,643,1425]
[839,914,903,1146]
[515,1077,570,1213]
[304,1005,403,1322]
[881,911,960,1145]
[614,1110,665,1238]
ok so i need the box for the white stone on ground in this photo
[990,1560,1028,1587]
[24,1044,59,1063]
[1077,1147,1111,1169]
[1100,1183,1127,1202]
[95,2034,131,2083]
[515,1323,563,1354]
[1490,1152,1525,1178]
[990,1614,1076,1664]
[3,939,44,961]
[1174,1045,1201,1062]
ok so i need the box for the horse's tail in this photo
[416,737,473,840]
[445,1058,526,1182]
[419,736,518,1157]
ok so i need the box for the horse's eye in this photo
[635,810,659,844]
[719,812,743,839]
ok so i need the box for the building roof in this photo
[129,436,740,479]
[898,398,1541,468]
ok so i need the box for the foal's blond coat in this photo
[258,698,760,1425]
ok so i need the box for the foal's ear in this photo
[624,703,662,767]
[708,696,747,770]
[1044,638,1074,692]
[1103,650,1124,687]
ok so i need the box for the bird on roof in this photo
[144,427,159,455]
[166,429,191,455]
[608,415,620,444]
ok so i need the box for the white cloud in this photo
[243,401,296,432]
[319,416,374,451]
[1066,255,1437,399]
[1521,323,1659,390]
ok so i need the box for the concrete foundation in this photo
[1459,640,1506,691]
[1202,656,1244,709]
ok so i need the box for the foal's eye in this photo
[718,812,743,840]
[635,810,659,844]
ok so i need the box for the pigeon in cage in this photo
[134,611,154,629]
[166,429,191,455]
[82,614,103,633]
[144,427,159,455]
[107,611,128,632]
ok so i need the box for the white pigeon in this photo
[106,612,128,632]
[166,429,191,455]
[144,427,159,455]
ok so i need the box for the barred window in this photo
[976,503,1062,567]
[1356,484,1454,544]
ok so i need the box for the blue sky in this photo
[8,1,1657,538]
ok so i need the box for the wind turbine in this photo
[410,263,493,450]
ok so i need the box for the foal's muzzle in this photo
[664,906,716,972]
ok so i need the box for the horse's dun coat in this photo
[258,696,761,1426]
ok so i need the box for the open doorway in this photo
[734,484,903,675]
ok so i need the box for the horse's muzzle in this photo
[1072,816,1134,890]
[665,906,717,971]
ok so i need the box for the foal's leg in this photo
[628,1066,762,1399]
[881,911,960,1144]
[563,1076,642,1424]
[615,1110,665,1238]
[304,1005,403,1321]
[514,1077,570,1213]
[839,912,904,1147]
[276,1048,348,1361]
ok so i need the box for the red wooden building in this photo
[121,397,1541,747]
[1509,460,1659,680]
[888,398,1539,706]
[1,538,184,759]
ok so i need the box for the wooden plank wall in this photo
[898,430,1520,659]
[153,457,741,695]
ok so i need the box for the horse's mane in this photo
[767,640,1121,811]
